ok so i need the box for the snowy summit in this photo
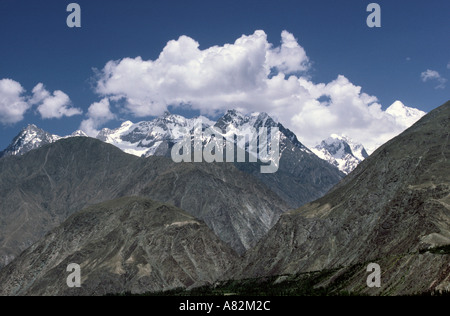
[386,100,427,128]
[312,134,369,175]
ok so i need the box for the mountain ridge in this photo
[228,101,450,291]
[0,136,289,267]
[0,100,426,162]
[0,110,345,208]
[0,124,61,158]
[311,134,369,174]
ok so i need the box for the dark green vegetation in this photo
[420,244,450,255]
[113,251,450,297]
[113,270,347,297]
[415,290,450,296]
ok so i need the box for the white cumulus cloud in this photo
[94,30,427,152]
[0,79,31,124]
[96,30,308,117]
[421,69,447,89]
[267,30,310,74]
[31,83,82,119]
[80,98,115,136]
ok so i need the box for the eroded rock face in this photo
[0,137,288,269]
[322,252,450,295]
[0,197,239,296]
[137,162,287,254]
[230,101,450,289]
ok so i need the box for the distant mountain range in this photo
[0,109,345,208]
[96,112,215,157]
[1,110,322,160]
[0,101,426,175]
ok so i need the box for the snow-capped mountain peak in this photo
[0,124,61,158]
[120,120,134,128]
[386,100,426,128]
[214,110,311,162]
[216,110,279,133]
[1,125,97,158]
[70,130,89,137]
[215,109,249,130]
[312,134,368,175]
[1,111,353,177]
[93,112,216,157]
[324,134,368,161]
[386,100,414,116]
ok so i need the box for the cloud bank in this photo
[1,31,426,153]
[94,30,425,152]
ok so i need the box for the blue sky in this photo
[0,0,449,150]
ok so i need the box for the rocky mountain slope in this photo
[155,247,450,296]
[229,101,450,292]
[0,110,345,209]
[96,109,344,208]
[0,137,287,268]
[0,101,444,296]
[0,197,238,296]
[311,134,369,174]
[218,110,345,207]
